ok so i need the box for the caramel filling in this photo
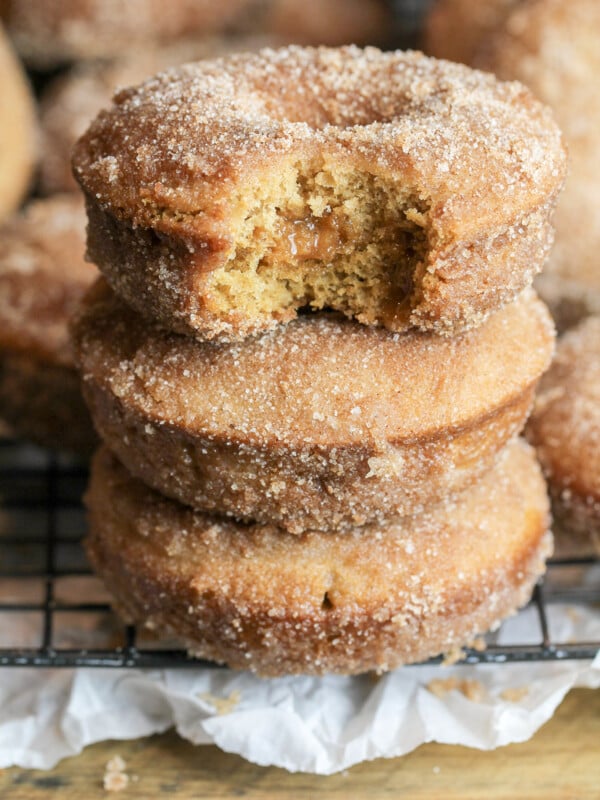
[273,212,354,264]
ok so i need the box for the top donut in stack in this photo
[73,46,566,342]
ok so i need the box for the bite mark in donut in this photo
[204,165,429,331]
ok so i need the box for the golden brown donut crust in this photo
[0,196,96,366]
[527,316,600,555]
[0,196,98,453]
[85,440,552,676]
[73,46,566,341]
[0,22,36,221]
[73,282,554,532]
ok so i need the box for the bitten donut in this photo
[527,316,600,555]
[0,196,98,454]
[0,22,36,221]
[73,46,566,342]
[73,282,554,533]
[85,440,552,676]
[426,0,600,330]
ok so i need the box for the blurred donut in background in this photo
[425,0,600,331]
[527,315,600,556]
[0,195,98,454]
[0,21,36,221]
[260,0,391,46]
[0,0,251,67]
[2,0,392,68]
[423,0,517,64]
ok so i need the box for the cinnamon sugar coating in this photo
[39,37,284,194]
[527,316,600,555]
[0,196,98,453]
[73,282,554,532]
[85,440,552,676]
[0,22,36,221]
[73,46,566,341]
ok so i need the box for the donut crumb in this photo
[198,690,242,715]
[103,755,129,793]
[500,686,529,703]
[427,677,485,702]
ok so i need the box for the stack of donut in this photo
[72,46,566,676]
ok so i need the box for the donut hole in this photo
[207,162,429,330]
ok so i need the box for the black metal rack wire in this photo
[0,437,598,669]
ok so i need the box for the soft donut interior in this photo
[206,161,430,329]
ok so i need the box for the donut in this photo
[260,0,391,47]
[73,281,554,533]
[85,439,552,676]
[0,196,98,454]
[2,0,391,68]
[425,0,600,331]
[72,46,566,342]
[0,21,36,222]
[424,0,518,65]
[1,0,251,67]
[527,316,600,556]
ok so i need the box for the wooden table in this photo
[1,688,598,799]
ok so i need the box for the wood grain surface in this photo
[1,688,598,799]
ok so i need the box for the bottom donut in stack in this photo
[86,439,550,676]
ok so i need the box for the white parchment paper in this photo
[0,603,598,774]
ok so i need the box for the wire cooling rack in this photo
[0,437,599,669]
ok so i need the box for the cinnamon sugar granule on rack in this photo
[469,637,487,652]
[441,646,466,666]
